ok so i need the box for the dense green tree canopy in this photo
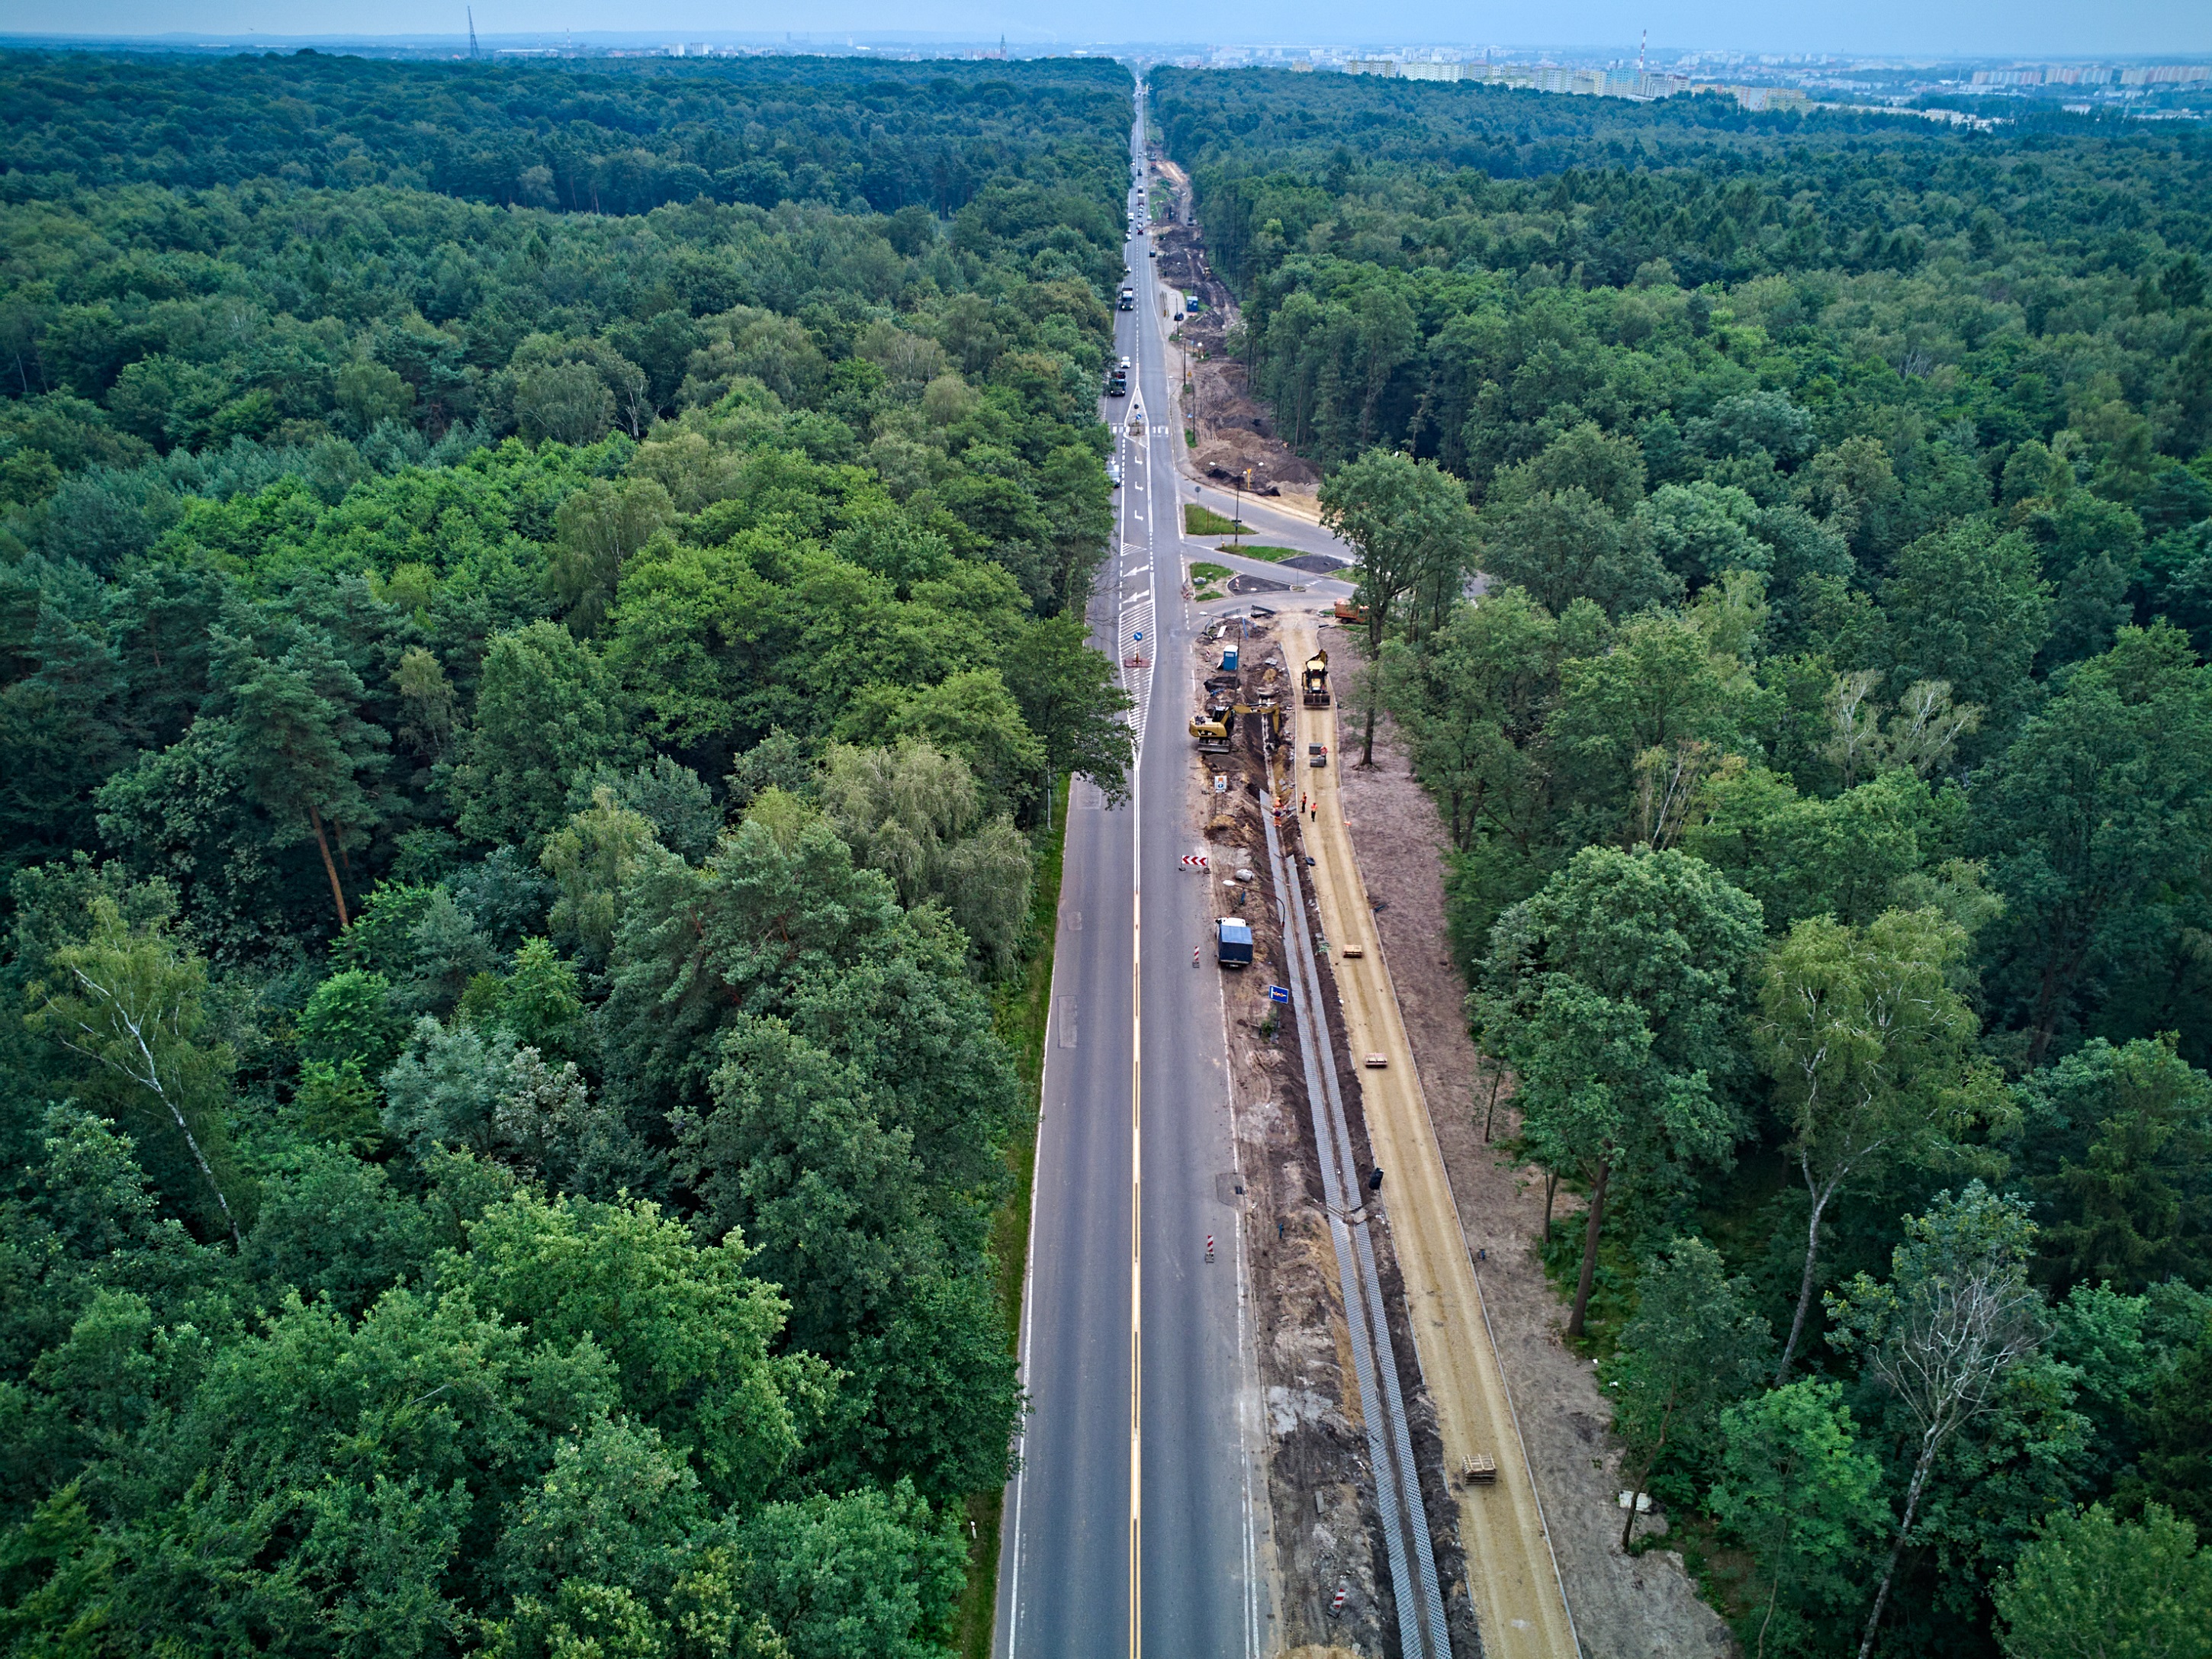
[0,48,1139,1658]
[5,42,2211,1659]
[1187,61,2212,1659]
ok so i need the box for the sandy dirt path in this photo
[1284,611,1580,1659]
[1329,651,1741,1659]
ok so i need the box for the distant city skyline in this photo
[2,0,2208,59]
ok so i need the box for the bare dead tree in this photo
[1839,1186,2043,1659]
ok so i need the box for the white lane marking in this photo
[1212,940,1266,1659]
[1004,841,1074,1658]
[1130,751,1143,1659]
[1129,487,1145,1659]
[1124,214,1152,1659]
[1128,174,1165,1659]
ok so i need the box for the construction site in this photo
[1179,592,1735,1659]
[1179,604,1576,1658]
[1149,158,1323,506]
[1156,127,1732,1659]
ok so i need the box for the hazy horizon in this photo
[1,0,2207,61]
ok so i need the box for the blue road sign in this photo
[1267,985,1291,1004]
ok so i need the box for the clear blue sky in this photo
[2,0,2205,59]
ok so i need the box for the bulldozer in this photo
[1301,649,1332,709]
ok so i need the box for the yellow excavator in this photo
[1191,703,1245,754]
[1301,650,1332,709]
[1193,699,1289,754]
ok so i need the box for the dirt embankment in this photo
[1196,621,1469,1657]
[1146,164,1319,504]
[1337,701,1738,1659]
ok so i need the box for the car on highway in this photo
[1106,458,1122,488]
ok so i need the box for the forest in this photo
[1153,65,2212,1658]
[0,48,1137,1657]
[6,37,2212,1659]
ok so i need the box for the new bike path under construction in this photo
[1285,611,1581,1659]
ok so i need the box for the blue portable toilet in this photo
[1221,644,1239,672]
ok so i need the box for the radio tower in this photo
[468,6,481,58]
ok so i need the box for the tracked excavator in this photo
[1191,699,1288,755]
[1190,703,1241,754]
[1301,649,1332,709]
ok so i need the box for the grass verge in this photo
[1185,502,1247,536]
[953,773,1071,1659]
[1216,543,1301,562]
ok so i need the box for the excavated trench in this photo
[1191,618,1474,1656]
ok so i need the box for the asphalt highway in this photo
[1177,477,1355,566]
[995,83,1266,1659]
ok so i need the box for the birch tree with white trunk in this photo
[1758,905,2001,1380]
[27,898,243,1249]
